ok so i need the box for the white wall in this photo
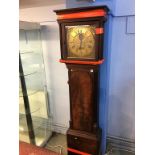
[20,0,65,9]
[41,22,70,133]
[19,4,65,22]
[20,2,70,133]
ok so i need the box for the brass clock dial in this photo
[66,25,96,59]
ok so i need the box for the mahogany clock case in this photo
[54,6,109,155]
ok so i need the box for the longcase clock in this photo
[54,6,109,155]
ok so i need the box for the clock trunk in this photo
[67,64,99,133]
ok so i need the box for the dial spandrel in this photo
[66,25,96,59]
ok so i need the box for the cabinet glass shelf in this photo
[20,52,44,76]
[19,113,51,132]
[19,89,40,97]
[20,71,38,77]
[20,50,39,54]
[19,71,45,96]
[20,114,44,131]
[19,90,47,116]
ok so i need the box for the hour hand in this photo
[79,37,83,49]
[79,40,82,49]
[78,31,83,49]
[78,30,83,41]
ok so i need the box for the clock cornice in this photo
[54,5,109,14]
[54,6,109,20]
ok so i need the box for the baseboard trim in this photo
[107,135,135,153]
[52,124,68,134]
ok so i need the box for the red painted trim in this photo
[59,59,104,65]
[96,28,104,34]
[67,148,91,155]
[57,9,106,20]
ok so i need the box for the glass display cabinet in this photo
[19,21,52,146]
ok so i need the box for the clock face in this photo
[66,25,96,59]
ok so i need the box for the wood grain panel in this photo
[70,69,93,131]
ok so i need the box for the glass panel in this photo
[20,52,44,75]
[66,25,96,59]
[19,29,42,53]
[19,22,52,146]
[33,115,52,146]
[19,91,47,116]
[19,71,45,97]
[19,97,30,144]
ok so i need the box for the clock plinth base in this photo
[67,128,102,155]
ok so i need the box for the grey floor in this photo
[45,133,134,155]
[46,133,67,154]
